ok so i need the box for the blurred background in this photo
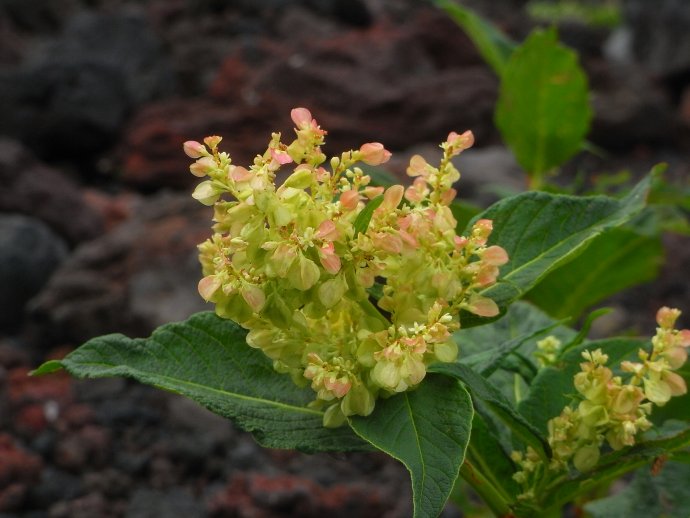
[0,0,689,516]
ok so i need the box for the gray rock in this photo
[0,215,68,332]
[126,488,203,518]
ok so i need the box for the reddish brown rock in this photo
[0,433,42,512]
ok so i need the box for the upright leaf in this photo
[495,28,591,186]
[353,194,384,236]
[460,176,649,327]
[33,312,369,452]
[350,375,473,518]
[433,0,517,76]
[526,227,663,320]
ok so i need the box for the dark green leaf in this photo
[450,200,482,234]
[433,0,517,76]
[33,312,369,453]
[429,362,550,461]
[353,194,384,236]
[526,227,663,320]
[460,176,649,327]
[585,460,690,518]
[350,375,473,518]
[495,28,591,182]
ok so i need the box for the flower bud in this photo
[359,142,392,166]
[291,107,313,129]
[656,307,681,329]
[183,140,206,158]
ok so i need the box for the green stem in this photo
[460,460,514,517]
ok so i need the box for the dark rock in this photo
[28,467,83,509]
[0,433,42,512]
[625,0,690,78]
[588,62,677,149]
[0,139,105,245]
[126,488,203,518]
[48,492,107,518]
[0,11,174,158]
[29,193,210,344]
[0,215,68,332]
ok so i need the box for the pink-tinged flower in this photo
[446,130,474,156]
[203,135,222,150]
[475,265,500,287]
[324,375,351,398]
[439,188,457,206]
[189,156,216,177]
[230,165,252,182]
[680,329,690,347]
[315,220,340,241]
[406,154,428,177]
[472,218,494,245]
[359,142,392,166]
[380,185,404,211]
[198,275,221,301]
[466,295,499,317]
[404,177,429,203]
[291,107,313,129]
[361,186,384,199]
[183,140,206,159]
[372,232,403,254]
[241,284,266,313]
[270,147,293,166]
[454,236,468,250]
[483,245,509,266]
[340,189,360,211]
[318,242,341,274]
[657,307,681,329]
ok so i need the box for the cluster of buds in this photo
[513,308,689,490]
[186,108,508,426]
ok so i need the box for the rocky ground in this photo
[1,0,689,516]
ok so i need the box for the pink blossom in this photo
[183,140,206,159]
[291,107,313,129]
[198,275,221,301]
[340,189,360,211]
[189,156,216,177]
[203,135,223,149]
[230,165,252,182]
[406,155,428,177]
[270,148,293,165]
[656,307,681,329]
[315,220,340,241]
[446,130,474,156]
[319,242,341,274]
[359,142,392,166]
[483,245,509,266]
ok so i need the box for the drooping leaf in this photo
[433,0,517,76]
[518,337,645,434]
[526,227,663,320]
[353,194,384,236]
[429,362,549,462]
[584,460,690,518]
[460,176,649,327]
[350,375,473,518]
[495,28,591,184]
[32,312,369,452]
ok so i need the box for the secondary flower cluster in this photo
[186,108,508,426]
[513,308,690,492]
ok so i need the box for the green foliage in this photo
[353,194,384,236]
[495,28,591,187]
[527,0,622,28]
[526,227,663,320]
[350,375,473,518]
[33,312,369,453]
[461,176,649,326]
[585,456,690,518]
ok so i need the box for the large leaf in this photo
[33,312,369,452]
[428,362,549,461]
[585,460,690,518]
[518,337,645,434]
[460,176,649,327]
[350,375,473,518]
[433,0,516,76]
[495,28,591,185]
[526,227,664,320]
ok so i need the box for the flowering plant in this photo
[35,109,690,517]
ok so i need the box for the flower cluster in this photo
[186,108,508,426]
[513,308,690,489]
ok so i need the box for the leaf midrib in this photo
[62,359,323,416]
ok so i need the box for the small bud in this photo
[291,107,313,129]
[657,307,681,329]
[203,135,222,150]
[183,140,206,159]
[359,142,392,166]
[198,275,221,301]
